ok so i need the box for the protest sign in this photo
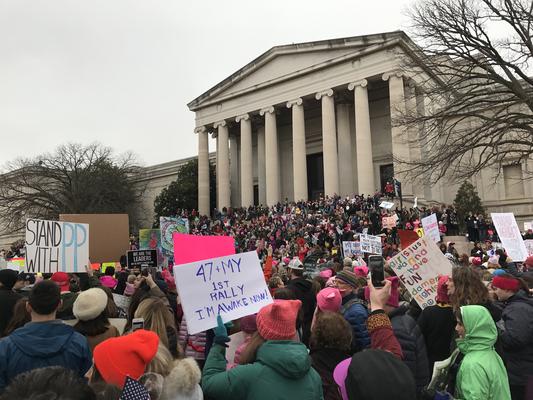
[388,237,453,309]
[139,229,165,267]
[360,234,382,255]
[382,215,398,230]
[174,251,273,334]
[173,233,235,266]
[342,241,362,258]
[421,214,440,243]
[416,228,425,238]
[398,229,420,249]
[25,218,89,273]
[525,240,533,256]
[525,222,533,231]
[127,250,157,268]
[160,217,189,256]
[491,213,528,261]
[379,201,395,209]
[5,257,25,271]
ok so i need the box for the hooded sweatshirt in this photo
[455,305,511,400]
[202,341,323,400]
[0,320,92,391]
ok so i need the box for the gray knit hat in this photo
[336,270,359,288]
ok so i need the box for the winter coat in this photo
[178,317,206,361]
[455,305,511,400]
[389,305,430,393]
[0,320,92,391]
[202,341,323,400]
[162,357,203,400]
[340,293,370,352]
[310,348,350,400]
[287,277,316,346]
[0,287,22,336]
[497,290,533,386]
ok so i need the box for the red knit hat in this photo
[492,276,521,292]
[257,299,301,340]
[436,275,450,303]
[51,272,70,292]
[93,329,159,388]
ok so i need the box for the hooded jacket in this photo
[162,357,203,400]
[497,290,533,386]
[0,320,92,391]
[455,305,511,400]
[341,293,370,352]
[287,277,316,345]
[202,341,323,400]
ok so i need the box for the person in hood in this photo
[491,273,533,400]
[0,270,22,337]
[0,280,92,392]
[201,300,323,400]
[454,305,511,400]
[286,257,316,346]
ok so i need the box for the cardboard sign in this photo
[379,201,395,209]
[174,251,273,335]
[127,250,157,268]
[25,218,89,273]
[360,234,382,255]
[491,213,528,262]
[173,233,235,266]
[524,240,533,256]
[160,217,189,256]
[343,241,362,258]
[388,237,453,309]
[382,215,398,230]
[422,214,440,243]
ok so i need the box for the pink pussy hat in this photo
[354,266,369,277]
[316,287,342,312]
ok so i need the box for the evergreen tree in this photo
[453,181,485,231]
[153,159,216,225]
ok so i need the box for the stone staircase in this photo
[442,235,473,256]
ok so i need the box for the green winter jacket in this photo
[202,341,323,400]
[455,305,511,400]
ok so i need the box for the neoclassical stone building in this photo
[187,31,533,225]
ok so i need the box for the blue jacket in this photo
[340,293,370,352]
[0,320,92,391]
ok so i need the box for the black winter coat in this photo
[498,291,533,386]
[287,277,316,346]
[0,287,22,337]
[390,305,430,395]
[310,348,351,400]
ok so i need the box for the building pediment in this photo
[188,31,411,111]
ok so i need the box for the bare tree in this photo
[398,0,533,183]
[0,143,144,233]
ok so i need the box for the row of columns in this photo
[196,73,414,215]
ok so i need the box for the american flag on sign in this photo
[120,376,150,400]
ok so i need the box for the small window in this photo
[503,164,524,198]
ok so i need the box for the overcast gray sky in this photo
[0,0,412,167]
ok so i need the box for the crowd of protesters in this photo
[0,194,533,399]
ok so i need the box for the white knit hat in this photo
[73,287,108,321]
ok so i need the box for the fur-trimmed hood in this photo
[162,357,203,400]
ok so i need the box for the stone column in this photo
[229,134,240,208]
[196,126,210,216]
[257,125,266,205]
[315,89,339,197]
[383,72,412,196]
[348,79,375,196]
[214,120,230,210]
[406,81,424,199]
[336,103,353,196]
[287,98,308,202]
[260,106,280,206]
[237,113,253,207]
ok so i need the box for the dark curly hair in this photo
[309,311,352,353]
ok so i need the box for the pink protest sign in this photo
[172,233,235,266]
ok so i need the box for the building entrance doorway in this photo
[307,153,324,200]
[380,164,394,193]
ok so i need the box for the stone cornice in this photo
[259,106,275,116]
[315,89,334,100]
[348,79,368,91]
[286,98,303,108]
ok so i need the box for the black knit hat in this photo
[0,269,18,290]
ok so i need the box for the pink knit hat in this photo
[436,275,450,303]
[257,299,301,340]
[319,269,333,279]
[364,276,400,307]
[99,275,117,289]
[124,282,135,296]
[316,287,342,312]
[354,266,369,277]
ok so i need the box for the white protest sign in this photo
[525,240,533,256]
[525,222,533,231]
[421,214,440,243]
[360,234,382,255]
[174,251,273,335]
[388,237,453,309]
[491,213,528,262]
[382,216,397,230]
[379,201,395,209]
[342,241,362,257]
[25,218,89,273]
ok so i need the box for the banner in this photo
[173,233,235,266]
[160,217,189,256]
[139,229,165,267]
[25,218,89,273]
[379,201,395,209]
[491,213,528,262]
[388,237,453,309]
[127,250,157,268]
[342,241,362,258]
[174,251,273,334]
[421,214,440,243]
[360,234,382,255]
